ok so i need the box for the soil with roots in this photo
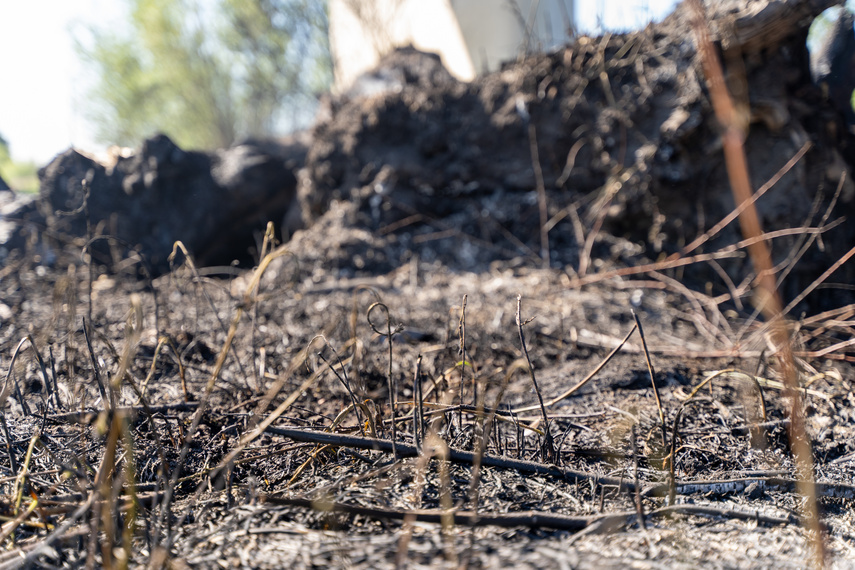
[2,1,855,568]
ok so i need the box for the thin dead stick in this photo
[632,311,667,448]
[782,244,855,316]
[264,426,634,490]
[46,402,200,425]
[513,322,637,413]
[458,294,470,431]
[643,476,855,500]
[263,496,797,532]
[799,338,855,359]
[567,224,834,289]
[631,424,646,529]
[413,355,424,451]
[689,1,826,564]
[737,219,852,345]
[674,140,812,259]
[516,295,555,462]
[776,173,846,291]
[82,319,109,410]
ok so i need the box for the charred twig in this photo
[82,318,110,409]
[516,295,554,462]
[264,426,630,490]
[632,311,667,448]
[413,355,424,451]
[45,402,200,425]
[457,294,470,431]
[631,424,645,529]
[315,336,364,436]
[643,477,855,500]
[263,496,798,532]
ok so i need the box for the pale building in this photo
[329,0,576,91]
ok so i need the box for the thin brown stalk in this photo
[632,311,667,448]
[513,322,637,413]
[674,140,812,259]
[367,302,403,458]
[457,294,470,430]
[689,0,826,564]
[782,244,855,317]
[631,424,646,529]
[567,224,835,289]
[516,295,555,462]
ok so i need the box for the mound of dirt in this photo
[4,0,853,315]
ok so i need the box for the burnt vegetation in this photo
[1,0,855,567]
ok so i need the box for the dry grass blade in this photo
[688,0,826,564]
[684,369,768,423]
[514,322,637,413]
[672,140,812,259]
[632,311,667,448]
[153,241,290,548]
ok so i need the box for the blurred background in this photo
[0,0,681,192]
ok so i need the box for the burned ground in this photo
[1,0,855,568]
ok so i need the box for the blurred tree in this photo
[0,134,9,164]
[0,134,38,193]
[79,0,331,150]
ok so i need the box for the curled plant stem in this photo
[367,302,403,458]
[315,335,364,437]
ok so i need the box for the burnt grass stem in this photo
[367,302,403,458]
[516,295,555,463]
[632,310,667,448]
[414,355,424,451]
[317,342,365,437]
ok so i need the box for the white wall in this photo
[329,0,575,91]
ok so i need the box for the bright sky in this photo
[0,0,678,166]
[0,1,125,164]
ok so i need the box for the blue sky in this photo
[0,0,678,165]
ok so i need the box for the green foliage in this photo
[0,136,39,194]
[79,0,331,150]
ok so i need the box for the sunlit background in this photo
[0,0,678,184]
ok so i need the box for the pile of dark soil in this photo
[0,0,854,568]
